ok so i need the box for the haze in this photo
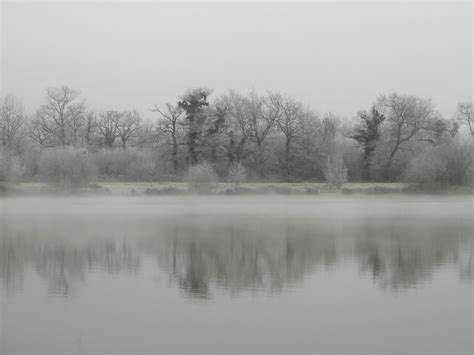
[1,1,472,120]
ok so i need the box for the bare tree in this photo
[248,92,281,174]
[134,121,157,149]
[37,86,83,147]
[117,110,140,150]
[377,93,437,178]
[295,109,321,147]
[456,101,473,136]
[217,91,253,166]
[0,95,25,153]
[277,95,304,180]
[29,116,48,148]
[97,110,121,148]
[153,103,184,172]
[66,102,86,147]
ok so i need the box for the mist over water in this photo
[1,196,473,354]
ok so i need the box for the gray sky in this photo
[1,1,472,120]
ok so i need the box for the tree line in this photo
[0,85,472,187]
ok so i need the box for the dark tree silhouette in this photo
[178,88,212,164]
[351,107,385,180]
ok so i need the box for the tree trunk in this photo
[171,123,179,172]
[383,141,402,180]
[188,131,199,165]
[228,132,235,167]
[172,140,178,172]
[383,151,397,180]
[362,149,372,181]
[285,137,291,181]
[257,141,265,177]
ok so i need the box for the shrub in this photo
[38,147,96,190]
[406,139,473,189]
[184,162,218,193]
[323,152,348,189]
[442,139,474,186]
[91,148,160,182]
[128,150,157,182]
[91,149,132,181]
[0,150,24,184]
[405,151,445,189]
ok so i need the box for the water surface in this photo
[1,196,472,354]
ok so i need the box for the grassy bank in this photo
[8,181,413,195]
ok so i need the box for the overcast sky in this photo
[1,1,472,120]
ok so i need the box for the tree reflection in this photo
[0,216,472,298]
[354,220,473,291]
[0,238,24,295]
[0,236,141,296]
[143,218,339,298]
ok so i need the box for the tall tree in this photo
[201,106,226,164]
[292,109,324,179]
[277,95,303,181]
[154,103,185,172]
[350,107,385,180]
[248,92,281,175]
[178,88,212,165]
[216,91,253,167]
[377,93,436,178]
[66,102,86,147]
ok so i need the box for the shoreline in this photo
[1,181,472,197]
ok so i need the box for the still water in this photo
[0,196,472,354]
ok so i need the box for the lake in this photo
[0,196,472,354]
